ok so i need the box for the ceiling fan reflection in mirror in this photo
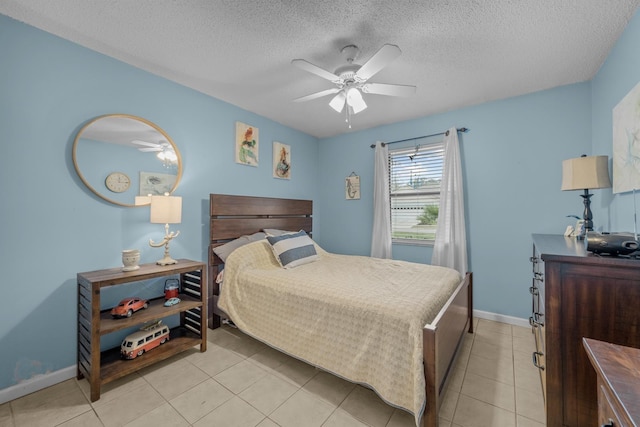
[292,44,416,128]
[132,139,178,167]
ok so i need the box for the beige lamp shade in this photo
[134,195,151,206]
[150,195,182,224]
[561,155,611,191]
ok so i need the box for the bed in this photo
[207,193,473,427]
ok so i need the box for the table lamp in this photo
[149,194,182,265]
[561,155,611,233]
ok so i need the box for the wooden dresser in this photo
[531,234,640,427]
[583,338,640,427]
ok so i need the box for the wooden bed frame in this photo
[207,193,473,427]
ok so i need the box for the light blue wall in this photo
[591,9,640,231]
[317,84,592,319]
[0,15,318,391]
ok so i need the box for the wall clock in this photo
[105,172,131,193]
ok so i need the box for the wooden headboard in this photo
[207,193,313,328]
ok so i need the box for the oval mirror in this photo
[72,114,182,207]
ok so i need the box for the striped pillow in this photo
[267,230,318,268]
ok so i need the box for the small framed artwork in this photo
[345,173,360,200]
[273,141,291,179]
[235,122,259,166]
[139,171,176,195]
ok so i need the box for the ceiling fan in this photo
[131,139,170,152]
[292,44,416,126]
[131,139,177,165]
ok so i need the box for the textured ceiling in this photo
[2,0,639,138]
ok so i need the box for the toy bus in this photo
[120,320,170,359]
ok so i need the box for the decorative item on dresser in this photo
[530,234,640,427]
[77,259,206,402]
[208,193,473,427]
[561,155,612,233]
[583,338,640,427]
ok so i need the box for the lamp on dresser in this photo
[149,193,182,265]
[561,154,611,233]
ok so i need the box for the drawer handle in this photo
[534,312,544,322]
[529,286,539,296]
[529,313,544,327]
[601,420,615,427]
[532,351,545,370]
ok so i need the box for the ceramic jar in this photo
[122,249,141,271]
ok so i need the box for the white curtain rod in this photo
[369,127,469,148]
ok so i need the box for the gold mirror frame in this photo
[72,114,183,207]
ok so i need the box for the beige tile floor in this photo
[0,318,545,427]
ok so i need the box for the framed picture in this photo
[345,174,360,200]
[139,172,176,196]
[235,122,259,166]
[612,80,640,193]
[273,141,291,179]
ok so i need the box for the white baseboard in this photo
[0,311,528,405]
[473,309,530,328]
[0,365,76,405]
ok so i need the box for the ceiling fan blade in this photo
[329,91,347,113]
[293,88,340,102]
[139,147,162,152]
[292,59,341,82]
[131,139,159,147]
[355,44,402,81]
[361,82,416,97]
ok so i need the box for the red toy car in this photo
[111,297,148,318]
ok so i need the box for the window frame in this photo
[388,140,444,246]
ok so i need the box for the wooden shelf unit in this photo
[77,259,207,402]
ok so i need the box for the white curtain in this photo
[432,128,468,274]
[371,142,392,258]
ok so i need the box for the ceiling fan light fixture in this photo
[346,87,367,113]
[329,91,346,112]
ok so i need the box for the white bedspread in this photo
[218,240,461,425]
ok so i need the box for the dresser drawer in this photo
[598,381,623,427]
[532,323,546,406]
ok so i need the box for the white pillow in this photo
[266,230,318,268]
[212,232,266,262]
[263,228,295,237]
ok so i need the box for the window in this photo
[388,140,444,244]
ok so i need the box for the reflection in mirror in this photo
[72,114,182,207]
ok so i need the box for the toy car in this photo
[121,321,170,359]
[111,297,148,318]
[164,297,181,307]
